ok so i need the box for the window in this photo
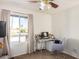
[10,15,28,42]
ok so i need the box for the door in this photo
[9,15,28,57]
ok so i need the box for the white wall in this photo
[51,6,79,58]
[33,13,52,34]
[52,10,70,39]
[66,6,79,58]
[69,6,79,39]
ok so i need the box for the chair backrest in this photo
[54,40,62,44]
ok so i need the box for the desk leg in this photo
[41,42,43,53]
[45,41,47,55]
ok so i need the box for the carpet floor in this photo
[14,50,77,59]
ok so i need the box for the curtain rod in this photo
[1,9,28,15]
[11,11,27,15]
[11,10,32,15]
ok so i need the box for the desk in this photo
[38,38,54,42]
[36,38,64,52]
[36,38,55,50]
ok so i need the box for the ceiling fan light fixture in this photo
[40,2,46,7]
[43,0,49,4]
[39,5,44,10]
[47,4,52,9]
[39,2,46,10]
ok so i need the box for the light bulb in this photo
[47,4,51,9]
[39,5,44,10]
[39,2,46,10]
[40,2,46,7]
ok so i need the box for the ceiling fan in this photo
[28,0,59,10]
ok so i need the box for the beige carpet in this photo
[14,50,77,59]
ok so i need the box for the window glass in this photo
[10,15,28,42]
[20,17,28,34]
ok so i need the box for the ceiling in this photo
[0,0,79,14]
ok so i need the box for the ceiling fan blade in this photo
[49,2,58,8]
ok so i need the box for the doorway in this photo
[9,15,28,57]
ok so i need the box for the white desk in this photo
[38,38,54,42]
[36,38,54,50]
[36,38,64,53]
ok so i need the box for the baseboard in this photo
[0,55,8,59]
[63,51,79,59]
